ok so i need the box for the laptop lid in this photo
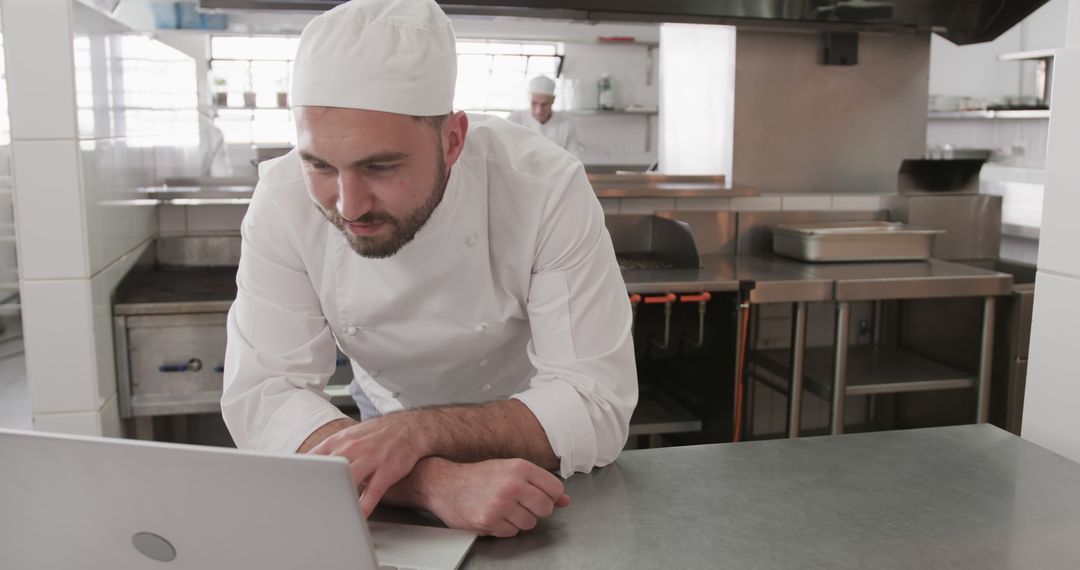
[0,428,382,570]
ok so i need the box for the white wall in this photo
[3,0,201,436]
[1023,0,1080,463]
[929,0,1070,102]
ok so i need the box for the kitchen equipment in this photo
[597,73,615,110]
[898,158,984,195]
[606,214,702,270]
[887,194,1002,261]
[771,221,943,262]
[205,0,1052,45]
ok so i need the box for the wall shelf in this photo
[928,109,1050,120]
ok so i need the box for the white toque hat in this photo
[290,0,457,116]
[528,75,557,96]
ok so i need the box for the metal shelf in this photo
[629,392,702,436]
[749,345,976,399]
[928,110,1050,120]
[999,49,1055,61]
[566,108,657,116]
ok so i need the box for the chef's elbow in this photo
[593,384,639,468]
[219,373,253,449]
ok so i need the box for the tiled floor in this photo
[0,348,31,430]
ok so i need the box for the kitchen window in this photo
[454,41,564,116]
[208,35,563,143]
[210,35,299,145]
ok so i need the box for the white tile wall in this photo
[1035,48,1080,278]
[619,198,675,215]
[80,139,159,275]
[831,195,885,211]
[1024,272,1080,462]
[781,195,832,211]
[673,197,730,211]
[33,392,121,437]
[89,241,149,409]
[6,1,204,436]
[11,139,89,280]
[1023,39,1080,463]
[0,0,78,140]
[19,279,98,414]
[729,196,782,211]
[185,204,249,233]
[159,204,187,234]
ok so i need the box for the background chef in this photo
[507,75,585,156]
[221,0,637,538]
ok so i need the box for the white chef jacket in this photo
[506,110,584,157]
[221,113,637,478]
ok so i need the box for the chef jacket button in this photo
[480,383,492,392]
[345,326,358,335]
[465,233,479,247]
[478,359,489,367]
[474,323,488,333]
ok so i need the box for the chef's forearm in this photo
[296,417,357,453]
[416,399,560,470]
[379,456,455,510]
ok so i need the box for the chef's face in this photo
[530,94,555,124]
[295,107,468,258]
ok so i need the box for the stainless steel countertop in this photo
[139,183,762,204]
[375,425,1080,569]
[793,258,1014,301]
[622,265,740,295]
[113,267,237,315]
[114,264,743,314]
[701,254,833,303]
[113,256,1014,315]
[593,183,760,199]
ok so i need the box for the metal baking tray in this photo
[772,221,944,262]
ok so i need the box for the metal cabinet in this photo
[114,311,355,426]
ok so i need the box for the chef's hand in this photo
[422,457,571,538]
[307,414,430,517]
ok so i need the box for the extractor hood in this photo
[199,0,1050,45]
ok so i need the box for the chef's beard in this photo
[318,155,448,259]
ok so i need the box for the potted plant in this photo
[276,79,288,108]
[212,77,228,107]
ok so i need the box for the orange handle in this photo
[680,292,712,303]
[643,293,677,305]
[629,294,642,304]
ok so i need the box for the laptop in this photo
[0,428,476,570]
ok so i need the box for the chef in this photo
[507,75,585,156]
[220,0,637,539]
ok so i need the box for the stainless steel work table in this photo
[702,254,833,438]
[754,259,1014,436]
[377,425,1080,569]
[621,266,740,295]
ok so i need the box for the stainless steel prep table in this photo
[701,254,833,438]
[621,266,740,295]
[376,424,1080,570]
[114,264,739,440]
[755,259,1013,435]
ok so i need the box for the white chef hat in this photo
[528,75,557,96]
[290,0,457,116]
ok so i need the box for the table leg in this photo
[831,302,851,435]
[134,416,155,441]
[976,296,996,423]
[735,301,752,440]
[788,302,807,438]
